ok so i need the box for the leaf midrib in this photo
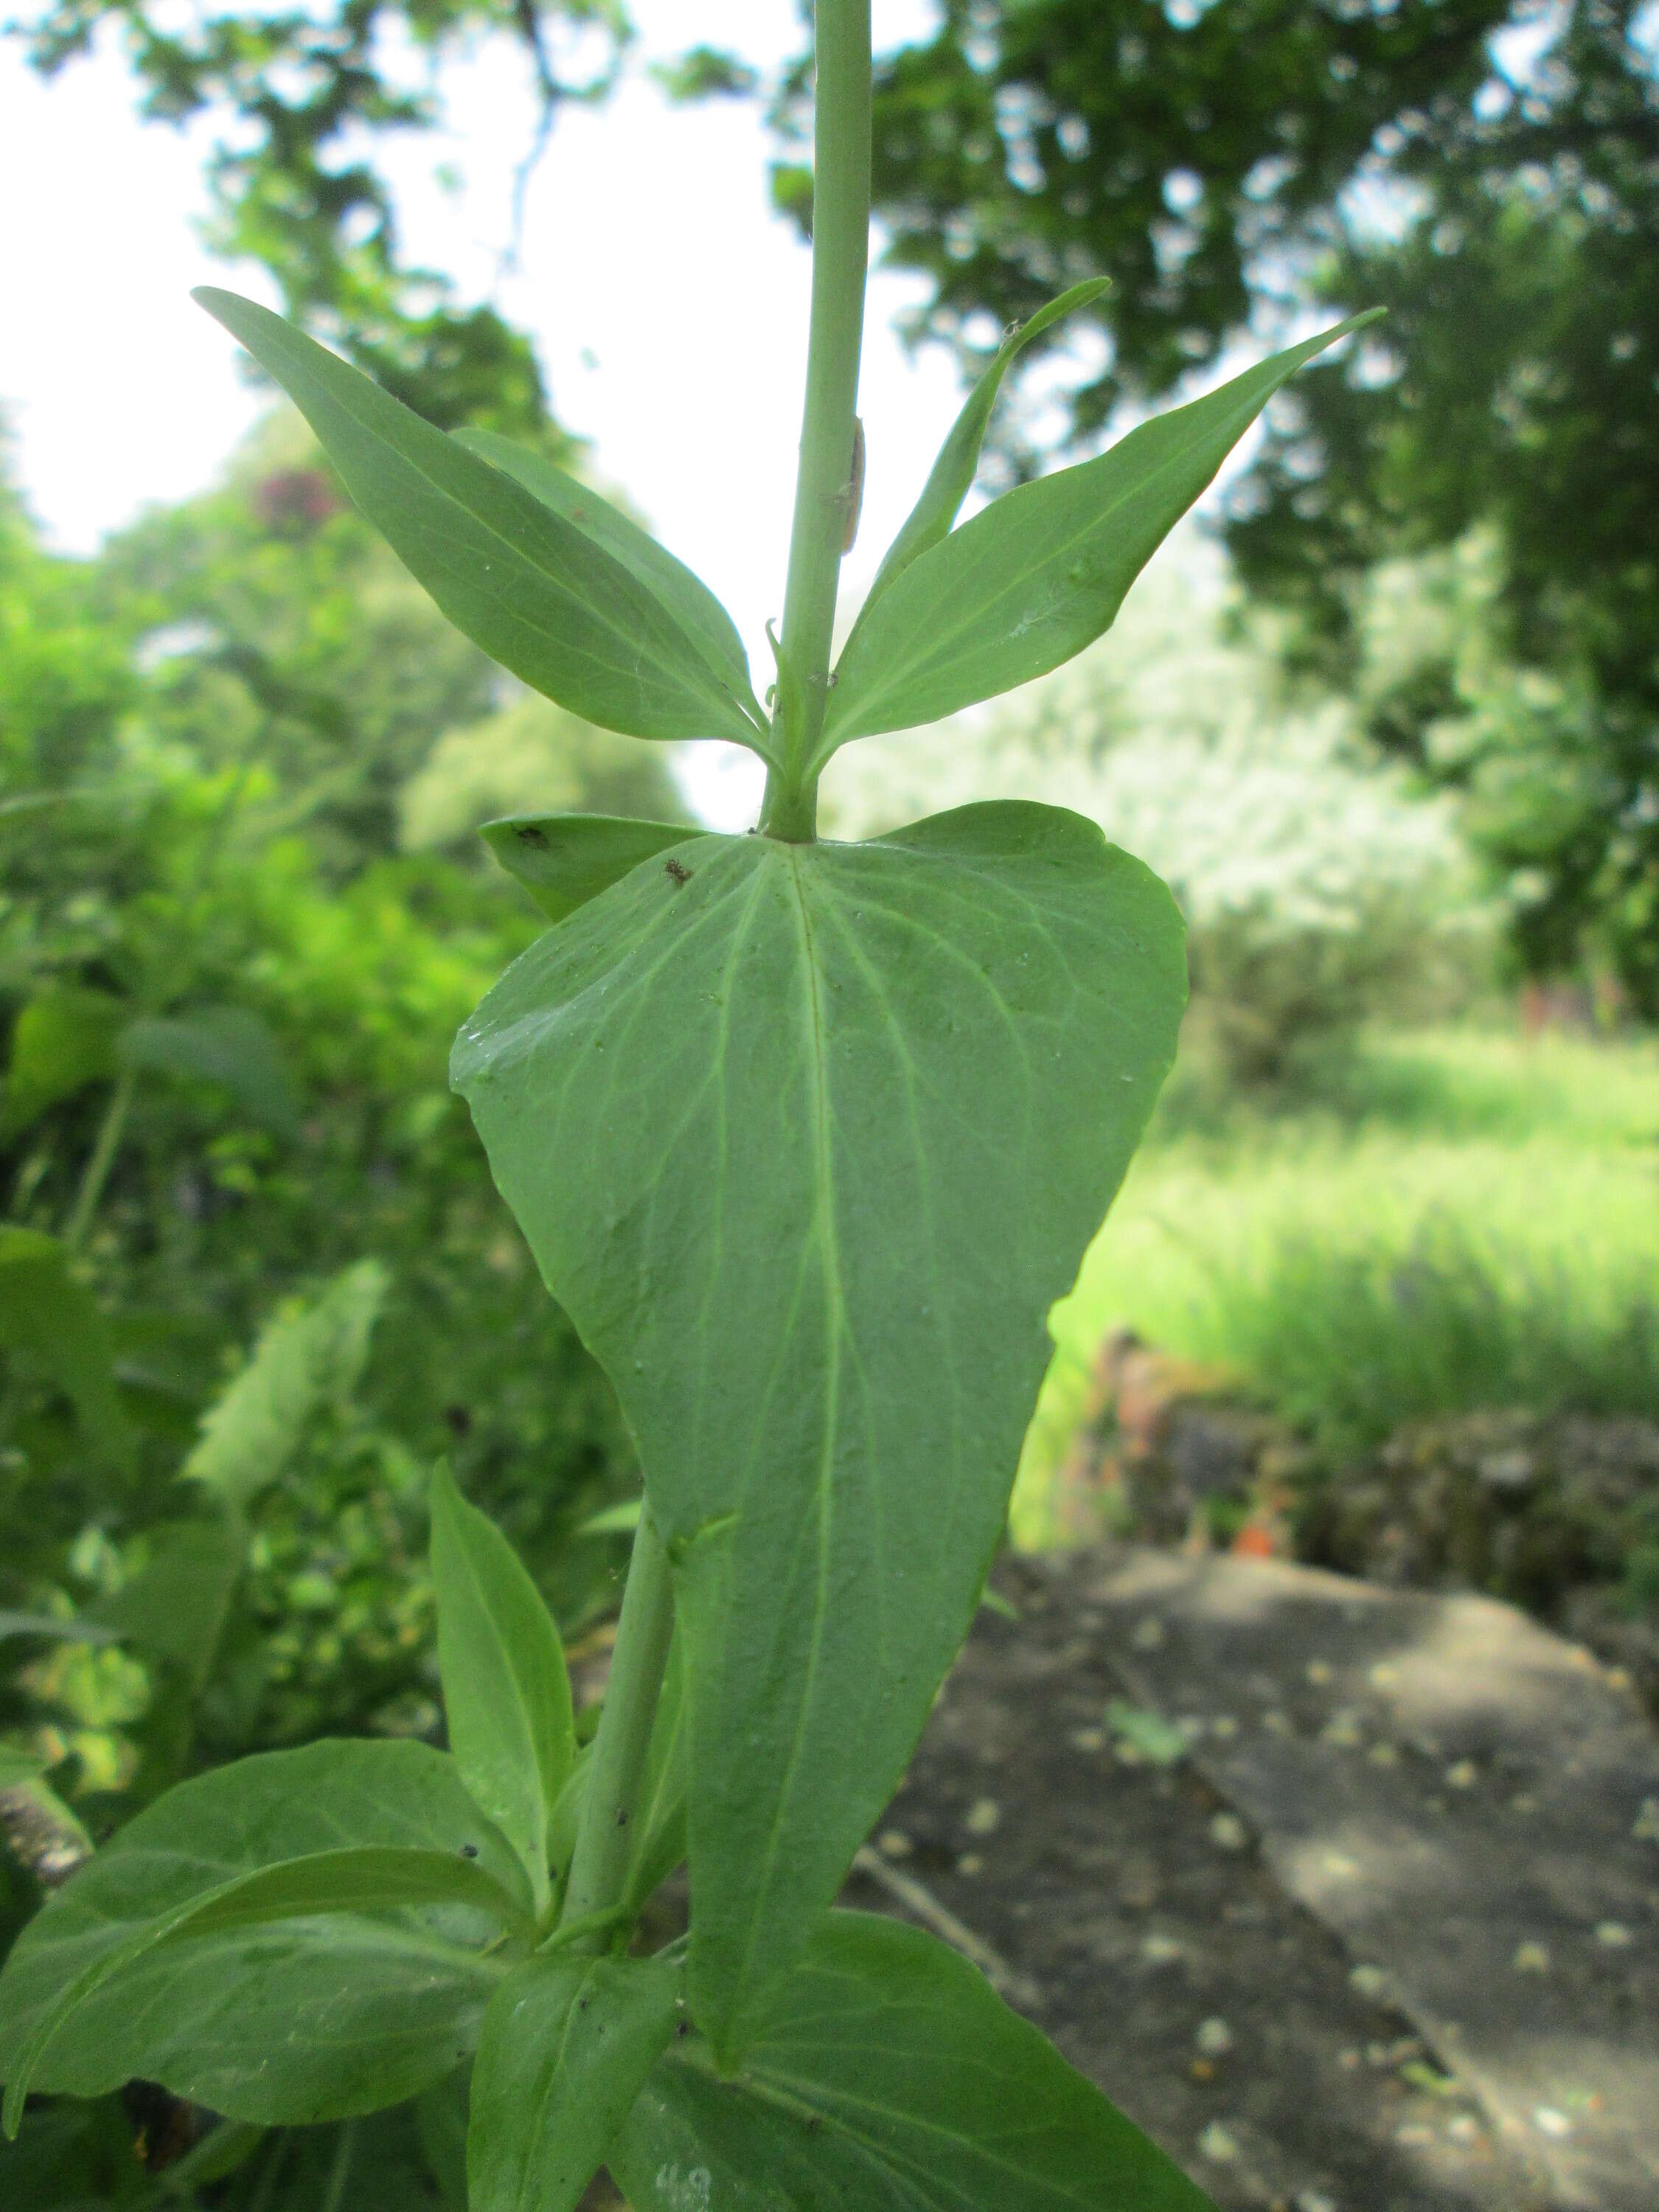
[239,305,765,751]
[459,430,760,718]
[707,2055,1103,2212]
[821,375,1280,751]
[439,1496,552,1899]
[723,851,847,2014]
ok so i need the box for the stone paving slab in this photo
[853,1555,1544,2211]
[1077,1547,1659,2211]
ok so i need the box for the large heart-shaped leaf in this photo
[820,314,1378,757]
[192,291,771,756]
[452,801,1184,2056]
[609,1912,1216,2212]
[431,1464,574,1911]
[468,1950,683,2212]
[0,1740,529,2125]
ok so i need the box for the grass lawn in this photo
[1012,1026,1659,1547]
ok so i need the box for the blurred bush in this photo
[1346,529,1650,1006]
[1,414,686,2198]
[1,411,681,1822]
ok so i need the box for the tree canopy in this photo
[19,0,633,433]
[768,0,1658,1003]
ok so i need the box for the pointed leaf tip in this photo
[431,1467,574,1910]
[823,311,1379,758]
[860,274,1113,617]
[191,289,773,756]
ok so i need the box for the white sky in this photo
[0,0,1228,824]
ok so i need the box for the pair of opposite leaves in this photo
[0,1472,1213,2212]
[194,281,1374,771]
[185,288,1365,2069]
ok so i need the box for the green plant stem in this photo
[319,2120,358,2212]
[759,0,872,842]
[63,1067,136,1254]
[560,1509,675,1938]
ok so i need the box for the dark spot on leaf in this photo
[664,858,692,886]
[615,1807,629,1826]
[460,1843,479,1859]
[516,824,549,847]
[675,2020,692,2037]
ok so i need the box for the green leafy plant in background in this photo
[1,429,661,1771]
[1,5,1372,2202]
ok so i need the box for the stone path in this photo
[1087,1548,1659,2208]
[847,1545,1659,2212]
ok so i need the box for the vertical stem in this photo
[318,2122,358,2212]
[64,1068,136,1255]
[561,1509,675,1935]
[759,0,872,842]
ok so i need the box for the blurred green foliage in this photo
[1016,1026,1659,1551]
[0,407,685,1865]
[1,414,687,2199]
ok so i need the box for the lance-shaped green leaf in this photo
[182,1259,386,1510]
[431,1465,574,1910]
[192,291,773,757]
[0,1739,529,2126]
[482,815,695,924]
[119,1005,302,1138]
[4,1845,533,2135]
[610,1912,1217,2212]
[860,277,1110,616]
[821,313,1380,759]
[458,430,767,731]
[88,1512,245,1692]
[547,1743,592,1895]
[452,801,1185,2058]
[467,1950,682,2212]
[577,1498,644,1539]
